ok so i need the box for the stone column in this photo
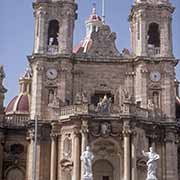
[26,128,34,180]
[57,133,62,180]
[0,132,4,180]
[140,18,147,56]
[80,120,88,180]
[131,131,137,180]
[50,134,57,180]
[26,124,41,180]
[72,128,80,180]
[123,120,131,180]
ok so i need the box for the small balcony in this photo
[47,45,58,55]
[148,44,160,57]
[58,102,150,120]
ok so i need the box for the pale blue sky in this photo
[0,0,180,105]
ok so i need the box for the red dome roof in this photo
[5,94,30,115]
[73,38,93,54]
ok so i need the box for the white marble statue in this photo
[142,147,160,180]
[81,146,94,179]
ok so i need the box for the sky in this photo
[0,0,180,105]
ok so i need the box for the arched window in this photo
[48,89,54,104]
[148,23,160,47]
[48,20,59,46]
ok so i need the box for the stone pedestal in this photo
[82,176,93,180]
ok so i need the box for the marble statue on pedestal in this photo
[142,147,160,180]
[81,146,94,180]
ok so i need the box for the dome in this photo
[5,94,30,115]
[5,68,32,116]
[73,6,102,54]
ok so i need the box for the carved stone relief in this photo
[90,122,121,138]
[81,25,120,57]
[92,139,118,157]
[63,137,72,159]
[6,168,24,180]
[60,129,74,172]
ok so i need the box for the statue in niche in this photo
[48,89,55,104]
[48,89,60,108]
[122,89,132,102]
[48,37,58,54]
[142,147,160,180]
[81,146,94,179]
[152,92,159,108]
[82,91,88,104]
[49,37,54,46]
[96,95,112,113]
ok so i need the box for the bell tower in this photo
[129,0,174,57]
[33,0,77,55]
[30,0,78,120]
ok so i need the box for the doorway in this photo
[93,160,113,180]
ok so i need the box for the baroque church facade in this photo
[0,0,180,180]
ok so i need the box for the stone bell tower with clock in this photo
[29,0,77,120]
[129,0,176,121]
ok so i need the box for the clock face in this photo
[150,71,161,82]
[46,68,58,80]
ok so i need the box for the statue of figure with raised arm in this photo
[81,146,94,180]
[142,147,160,180]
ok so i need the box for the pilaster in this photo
[80,120,89,180]
[131,130,137,180]
[165,128,178,180]
[26,121,51,180]
[72,127,80,180]
[50,122,59,180]
[30,62,44,119]
[123,120,132,180]
[33,7,47,54]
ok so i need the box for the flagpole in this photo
[32,115,38,180]
[102,0,105,24]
